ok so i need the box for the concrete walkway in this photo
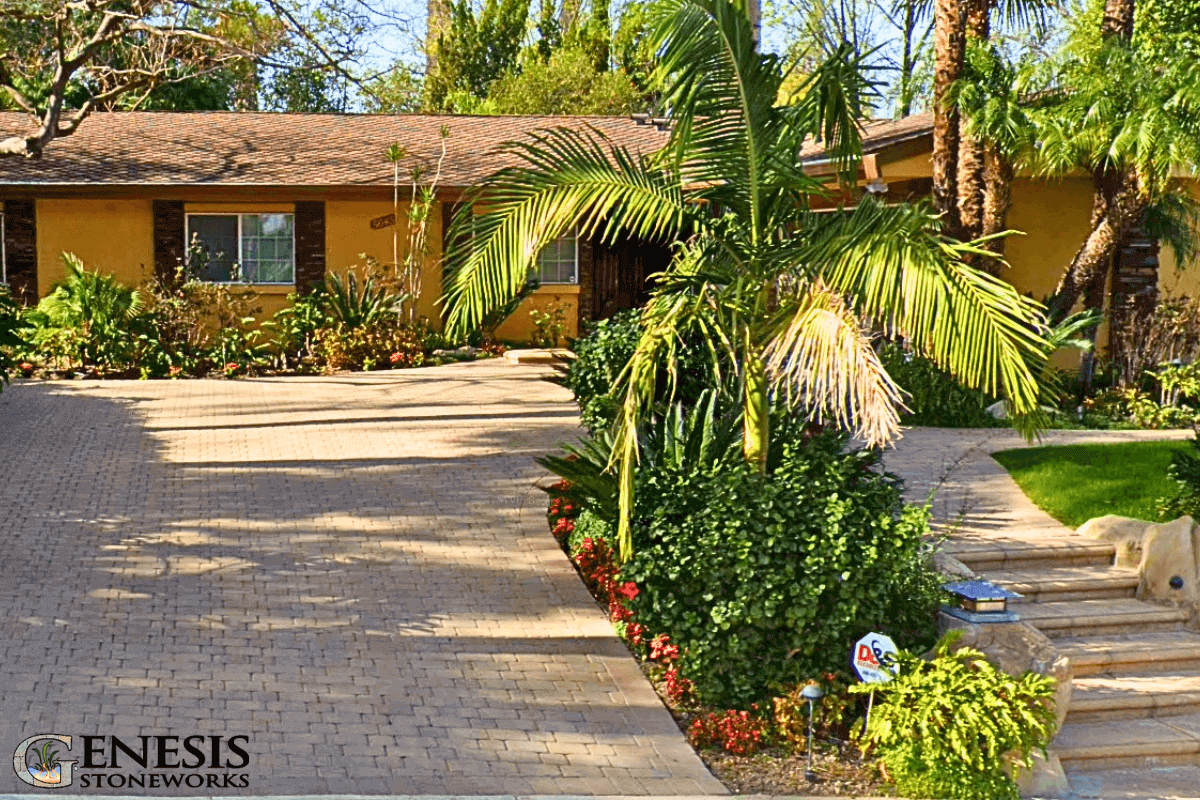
[884,427,1195,542]
[0,362,725,796]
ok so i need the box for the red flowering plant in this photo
[688,708,769,756]
[544,479,580,541]
[18,362,34,378]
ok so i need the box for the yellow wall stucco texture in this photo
[36,199,156,296]
[494,286,580,344]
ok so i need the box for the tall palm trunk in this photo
[932,0,966,238]
[1048,168,1146,320]
[956,0,990,242]
[980,143,1014,276]
[1103,0,1135,37]
[1048,0,1142,321]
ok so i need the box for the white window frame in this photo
[536,228,579,285]
[185,212,296,285]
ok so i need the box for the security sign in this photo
[852,632,898,684]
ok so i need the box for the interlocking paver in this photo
[0,362,726,795]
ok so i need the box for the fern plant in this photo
[33,253,146,368]
[855,631,1058,800]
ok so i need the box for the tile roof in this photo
[799,111,934,160]
[0,111,671,188]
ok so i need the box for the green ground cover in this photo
[992,441,1190,528]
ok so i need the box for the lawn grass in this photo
[991,441,1191,528]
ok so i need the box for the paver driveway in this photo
[0,362,725,796]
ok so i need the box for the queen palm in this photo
[1030,0,1200,321]
[444,0,1048,557]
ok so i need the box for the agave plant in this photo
[446,0,1049,557]
[319,272,404,330]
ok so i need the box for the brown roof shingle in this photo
[0,111,671,188]
[799,111,934,161]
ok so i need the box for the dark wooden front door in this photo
[590,234,672,320]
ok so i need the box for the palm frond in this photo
[1145,189,1200,268]
[610,255,730,560]
[790,198,1048,420]
[765,281,905,448]
[649,0,785,228]
[785,42,877,183]
[442,126,693,335]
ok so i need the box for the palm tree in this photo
[952,41,1036,273]
[1032,0,1200,320]
[930,0,1049,241]
[443,0,1048,557]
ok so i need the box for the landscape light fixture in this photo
[801,683,825,783]
[942,579,1023,623]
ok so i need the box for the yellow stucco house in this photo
[0,111,670,342]
[0,109,1191,349]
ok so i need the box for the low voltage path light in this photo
[801,683,825,783]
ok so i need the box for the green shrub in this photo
[566,310,641,431]
[1160,430,1200,520]
[1089,387,1200,429]
[856,632,1058,800]
[568,508,613,556]
[620,427,944,709]
[316,314,428,372]
[0,285,24,388]
[268,290,328,371]
[530,302,569,347]
[31,254,150,370]
[143,274,267,377]
[879,342,1003,428]
[566,309,722,433]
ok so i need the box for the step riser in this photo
[1068,699,1200,724]
[1072,656,1200,677]
[1016,586,1138,603]
[1060,751,1200,772]
[1035,621,1187,640]
[960,553,1115,572]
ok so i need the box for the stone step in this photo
[987,565,1139,602]
[1058,631,1200,677]
[1069,670,1200,723]
[948,539,1115,573]
[1056,714,1200,772]
[1015,598,1189,640]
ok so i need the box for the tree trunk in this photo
[1103,0,1135,38]
[426,0,451,75]
[1078,265,1110,393]
[742,345,769,473]
[980,142,1014,276]
[1047,169,1146,320]
[956,0,990,242]
[898,0,918,117]
[932,0,966,238]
